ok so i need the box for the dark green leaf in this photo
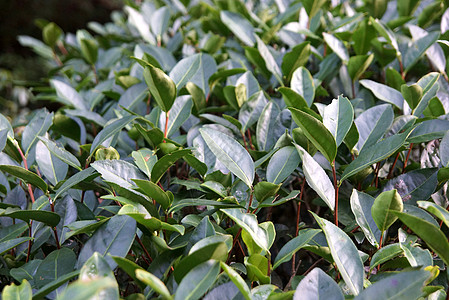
[175,260,220,300]
[323,95,354,147]
[151,149,191,183]
[0,165,48,192]
[350,190,381,247]
[294,268,344,300]
[1,208,60,227]
[266,146,300,184]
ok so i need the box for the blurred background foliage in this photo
[0,0,123,117]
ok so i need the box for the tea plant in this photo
[1,0,449,299]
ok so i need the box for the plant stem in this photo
[92,65,99,84]
[247,129,255,150]
[402,143,413,173]
[26,222,33,262]
[241,131,249,151]
[48,197,61,249]
[352,80,356,99]
[246,191,254,213]
[164,111,170,139]
[16,143,35,203]
[292,177,306,274]
[136,235,153,263]
[332,162,339,226]
[398,56,405,80]
[387,152,400,179]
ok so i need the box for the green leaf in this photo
[418,201,449,227]
[79,38,98,65]
[245,254,269,284]
[295,144,335,211]
[174,242,228,282]
[312,212,364,296]
[370,17,399,53]
[151,149,191,183]
[256,36,283,85]
[266,146,300,184]
[401,83,423,110]
[38,137,81,170]
[132,148,157,179]
[0,165,48,192]
[359,80,403,109]
[186,82,206,114]
[289,107,337,164]
[291,67,315,107]
[133,179,171,210]
[354,270,430,300]
[323,33,349,63]
[42,22,62,47]
[92,159,147,189]
[1,208,60,227]
[1,280,32,300]
[90,115,138,154]
[353,20,376,55]
[77,215,137,269]
[294,268,344,300]
[323,95,354,147]
[220,11,255,47]
[169,53,216,95]
[303,0,326,18]
[371,189,403,233]
[54,167,98,200]
[407,119,449,143]
[278,87,309,109]
[56,277,117,300]
[168,198,242,214]
[221,208,269,252]
[369,243,403,270]
[111,256,145,289]
[144,64,176,112]
[404,31,440,71]
[51,80,87,111]
[136,269,172,300]
[348,54,374,82]
[391,211,449,265]
[79,252,119,299]
[33,270,80,300]
[354,104,395,152]
[0,237,32,255]
[340,129,412,182]
[350,190,381,247]
[34,248,77,289]
[256,101,281,151]
[35,140,68,186]
[162,96,193,137]
[254,181,280,202]
[200,128,254,187]
[281,42,310,82]
[397,0,420,16]
[21,109,54,155]
[220,262,251,300]
[273,229,321,269]
[175,260,220,300]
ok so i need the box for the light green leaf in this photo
[323,32,349,63]
[291,67,315,107]
[371,189,403,233]
[136,269,172,300]
[200,128,254,187]
[289,107,337,164]
[312,213,364,296]
[144,64,176,112]
[323,95,354,146]
[350,190,381,247]
[220,262,251,300]
[220,11,255,47]
[1,280,32,300]
[418,201,449,227]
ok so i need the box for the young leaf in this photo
[289,107,337,164]
[418,201,449,227]
[369,243,403,270]
[401,83,423,110]
[144,64,176,112]
[90,115,138,154]
[136,269,172,300]
[323,95,354,147]
[200,128,254,188]
[323,33,349,63]
[312,213,364,296]
[371,189,403,234]
[391,211,449,265]
[273,229,321,269]
[340,129,411,182]
[133,179,171,210]
[220,262,251,300]
[151,149,191,183]
[350,190,381,247]
[291,67,315,107]
[1,280,32,300]
[294,268,344,300]
[348,54,374,82]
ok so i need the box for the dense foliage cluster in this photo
[1,0,449,299]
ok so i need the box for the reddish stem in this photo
[164,111,170,140]
[332,162,339,226]
[136,235,153,263]
[387,152,400,179]
[16,143,35,203]
[402,143,413,174]
[247,129,255,150]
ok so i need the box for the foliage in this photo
[1,0,449,299]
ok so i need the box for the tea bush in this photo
[1,0,449,299]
